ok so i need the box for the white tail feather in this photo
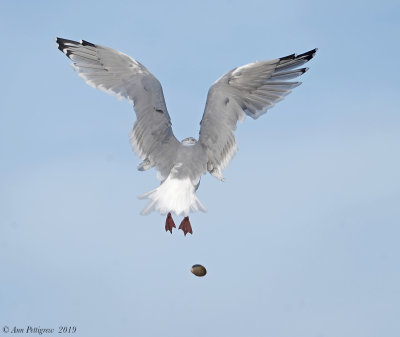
[139,176,206,216]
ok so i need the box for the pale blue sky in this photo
[1,1,399,337]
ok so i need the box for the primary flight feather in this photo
[56,37,317,235]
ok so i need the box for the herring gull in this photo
[56,37,317,235]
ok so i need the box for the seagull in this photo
[56,37,317,236]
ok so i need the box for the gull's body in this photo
[56,38,317,235]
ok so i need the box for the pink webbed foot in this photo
[179,216,193,236]
[165,212,176,234]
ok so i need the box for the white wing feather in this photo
[56,38,180,178]
[199,49,317,180]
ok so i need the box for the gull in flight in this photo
[56,37,317,235]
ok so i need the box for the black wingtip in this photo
[298,48,318,60]
[56,37,66,53]
[81,39,95,47]
[56,37,80,46]
[56,37,96,49]
[279,48,318,63]
[280,53,296,61]
[55,37,96,59]
[56,37,78,54]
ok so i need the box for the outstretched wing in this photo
[198,49,317,180]
[56,38,180,178]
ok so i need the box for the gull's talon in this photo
[179,216,193,236]
[165,212,176,234]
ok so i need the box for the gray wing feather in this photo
[199,49,317,180]
[56,38,180,178]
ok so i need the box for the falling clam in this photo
[191,264,207,277]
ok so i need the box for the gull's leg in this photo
[165,212,176,234]
[179,216,193,236]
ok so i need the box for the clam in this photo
[191,264,207,277]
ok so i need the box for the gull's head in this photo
[181,137,197,146]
